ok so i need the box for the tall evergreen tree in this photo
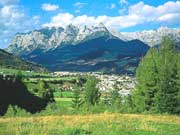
[84,76,101,106]
[155,37,180,113]
[176,53,180,113]
[133,37,180,114]
[38,80,54,103]
[72,85,83,109]
[133,48,158,112]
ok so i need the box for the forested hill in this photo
[0,49,46,72]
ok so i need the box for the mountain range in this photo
[6,24,180,74]
[119,27,180,47]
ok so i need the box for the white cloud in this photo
[43,1,180,30]
[119,0,129,15]
[0,0,19,5]
[43,13,74,27]
[32,16,41,25]
[128,1,180,23]
[43,13,141,29]
[1,1,180,48]
[0,5,25,32]
[73,2,87,8]
[42,3,59,11]
[0,5,40,48]
[109,3,116,9]
[118,7,127,15]
[157,13,180,25]
[1,5,24,18]
[120,0,129,5]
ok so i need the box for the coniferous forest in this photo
[132,37,180,114]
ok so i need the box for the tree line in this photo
[72,37,180,114]
[132,37,180,114]
[0,73,54,116]
[1,37,180,115]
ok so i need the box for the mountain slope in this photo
[7,23,110,55]
[118,27,180,47]
[0,49,45,72]
[6,24,150,74]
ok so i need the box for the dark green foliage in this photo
[72,85,83,109]
[133,37,180,114]
[38,80,49,97]
[0,49,46,72]
[110,89,120,105]
[38,80,55,103]
[5,105,30,117]
[16,70,23,80]
[84,76,101,106]
[117,94,134,113]
[133,48,159,112]
[155,38,180,113]
[110,89,123,111]
[0,75,48,116]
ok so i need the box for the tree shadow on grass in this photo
[0,75,47,116]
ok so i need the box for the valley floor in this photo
[0,113,180,135]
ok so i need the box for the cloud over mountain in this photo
[43,1,180,29]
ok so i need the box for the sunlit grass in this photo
[55,98,72,102]
[1,113,180,135]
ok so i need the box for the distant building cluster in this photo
[53,71,135,96]
[95,74,135,96]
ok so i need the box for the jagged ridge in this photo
[6,23,156,74]
[118,27,180,46]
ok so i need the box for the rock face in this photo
[7,23,110,55]
[119,27,180,47]
[7,24,150,74]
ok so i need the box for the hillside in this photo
[0,49,46,72]
[6,24,149,74]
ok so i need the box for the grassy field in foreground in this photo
[0,113,180,135]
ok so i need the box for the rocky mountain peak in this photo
[65,24,79,33]
[119,27,180,46]
[7,24,112,55]
[97,22,107,30]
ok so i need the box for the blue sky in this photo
[0,0,180,48]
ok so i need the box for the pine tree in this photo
[133,48,158,112]
[110,89,119,105]
[155,37,180,113]
[133,37,180,114]
[38,80,54,103]
[72,85,83,109]
[16,70,23,81]
[84,76,101,106]
[110,85,123,108]
[176,53,180,113]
